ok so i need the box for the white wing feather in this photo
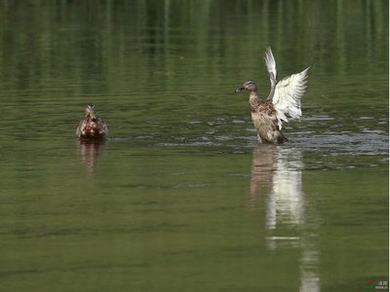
[273,67,310,129]
[264,47,277,82]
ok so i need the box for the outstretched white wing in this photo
[264,47,277,84]
[273,67,309,129]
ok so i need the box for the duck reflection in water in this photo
[78,139,105,176]
[250,145,320,292]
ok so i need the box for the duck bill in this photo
[235,87,244,93]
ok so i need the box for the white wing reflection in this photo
[250,145,320,292]
[300,237,320,292]
[78,139,105,176]
[266,147,304,230]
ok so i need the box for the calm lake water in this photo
[0,1,388,291]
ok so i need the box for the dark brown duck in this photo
[76,104,108,139]
[236,47,309,144]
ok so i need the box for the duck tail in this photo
[277,133,288,144]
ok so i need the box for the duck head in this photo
[235,81,257,93]
[85,104,96,119]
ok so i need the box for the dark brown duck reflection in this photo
[250,146,320,292]
[249,145,275,201]
[78,139,105,176]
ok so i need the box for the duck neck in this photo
[85,113,96,120]
[249,91,260,111]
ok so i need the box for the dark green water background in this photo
[0,1,388,291]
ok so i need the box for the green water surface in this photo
[0,1,388,291]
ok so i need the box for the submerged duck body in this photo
[236,47,309,144]
[76,104,108,139]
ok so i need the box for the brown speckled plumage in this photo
[249,92,287,144]
[76,104,108,140]
[236,47,309,144]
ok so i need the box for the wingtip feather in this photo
[264,46,277,79]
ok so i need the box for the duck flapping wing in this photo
[272,67,310,130]
[264,47,277,85]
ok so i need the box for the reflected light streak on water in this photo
[250,145,320,292]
